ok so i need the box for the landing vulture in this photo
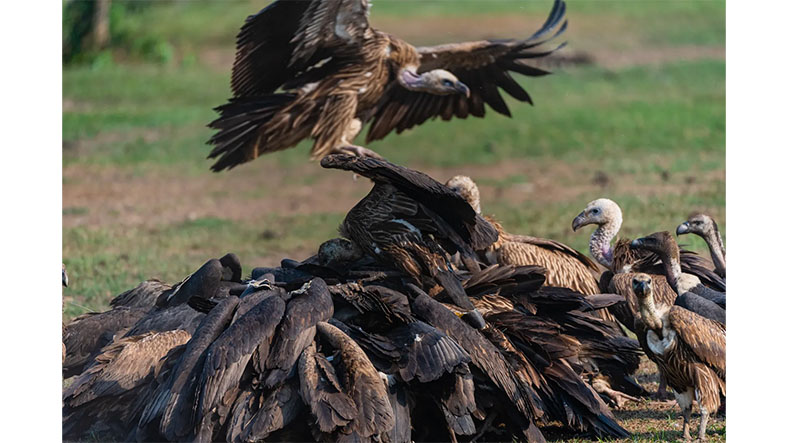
[208,0,567,170]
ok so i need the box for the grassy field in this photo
[63,1,724,440]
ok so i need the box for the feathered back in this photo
[321,154,498,250]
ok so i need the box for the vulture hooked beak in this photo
[571,213,586,232]
[676,222,690,235]
[456,81,471,98]
[632,276,651,295]
[630,238,644,249]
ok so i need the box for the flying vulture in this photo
[207,0,567,170]
[631,274,725,442]
[677,212,726,278]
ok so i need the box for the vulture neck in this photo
[638,292,663,338]
[590,218,621,270]
[656,248,683,291]
[705,227,726,276]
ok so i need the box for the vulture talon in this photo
[336,145,385,160]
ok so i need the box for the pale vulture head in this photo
[676,212,716,238]
[571,198,623,232]
[446,175,481,214]
[631,273,653,300]
[399,68,470,97]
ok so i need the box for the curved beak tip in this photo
[571,216,583,232]
[676,223,689,235]
[630,239,642,248]
[459,83,470,98]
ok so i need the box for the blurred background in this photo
[62,0,725,320]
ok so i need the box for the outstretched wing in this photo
[321,154,498,250]
[231,0,372,97]
[669,306,726,377]
[366,0,567,142]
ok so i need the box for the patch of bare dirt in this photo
[63,157,723,230]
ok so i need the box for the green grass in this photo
[63,0,725,330]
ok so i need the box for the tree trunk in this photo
[90,0,111,51]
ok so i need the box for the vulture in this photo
[444,175,643,406]
[677,212,726,278]
[445,176,609,311]
[571,198,723,292]
[321,153,498,328]
[62,263,69,288]
[631,274,725,442]
[207,0,567,170]
[63,329,192,441]
[630,232,726,321]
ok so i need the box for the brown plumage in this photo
[315,321,395,441]
[208,0,566,170]
[445,175,603,302]
[63,330,191,441]
[632,274,725,442]
[321,154,497,322]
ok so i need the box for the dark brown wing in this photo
[231,0,371,97]
[669,306,726,377]
[316,321,395,439]
[110,279,171,309]
[297,341,358,433]
[264,278,334,387]
[321,154,498,250]
[140,296,240,441]
[195,294,285,424]
[366,0,566,142]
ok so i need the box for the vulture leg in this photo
[591,377,639,408]
[336,144,384,160]
[334,118,384,159]
[698,406,710,442]
[653,376,671,401]
[676,390,694,442]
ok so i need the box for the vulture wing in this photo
[264,278,335,387]
[298,341,358,433]
[231,0,371,97]
[195,294,285,423]
[321,154,498,250]
[366,0,566,142]
[669,306,726,377]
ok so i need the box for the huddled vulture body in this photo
[631,232,725,323]
[677,212,726,278]
[631,274,725,442]
[207,0,567,170]
[446,175,602,296]
[444,175,643,405]
[63,160,661,442]
[321,153,498,327]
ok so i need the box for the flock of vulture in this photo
[62,0,725,442]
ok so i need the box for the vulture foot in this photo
[605,388,640,409]
[336,144,384,160]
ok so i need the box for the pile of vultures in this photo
[62,0,725,441]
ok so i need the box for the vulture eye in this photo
[591,208,600,215]
[442,79,454,87]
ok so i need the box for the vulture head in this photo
[571,198,622,232]
[445,175,481,214]
[631,273,652,299]
[676,212,716,238]
[318,238,365,267]
[62,263,69,288]
[399,68,470,97]
[630,231,680,262]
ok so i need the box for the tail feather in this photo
[207,94,296,171]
